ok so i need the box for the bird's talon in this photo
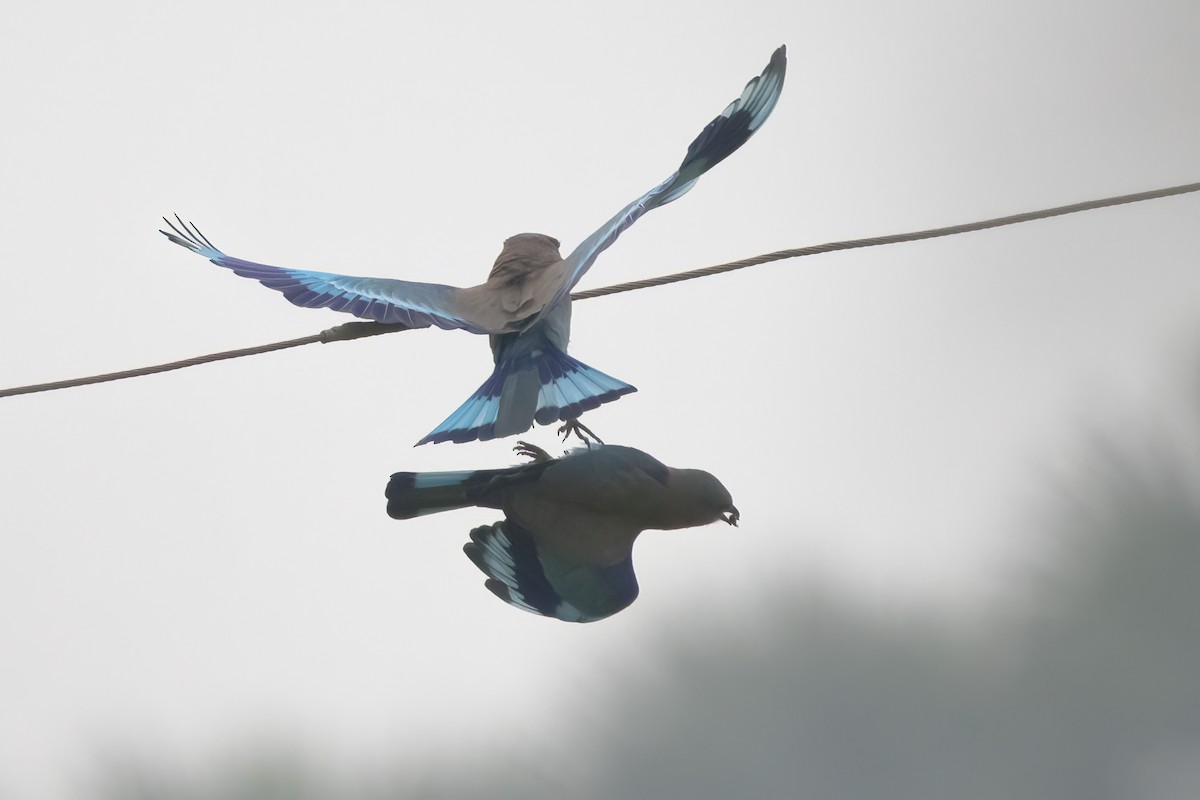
[513,440,553,462]
[558,419,605,447]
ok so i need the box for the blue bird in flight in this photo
[163,46,786,445]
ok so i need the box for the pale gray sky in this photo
[2,1,1199,797]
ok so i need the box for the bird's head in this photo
[673,468,740,528]
[490,233,563,279]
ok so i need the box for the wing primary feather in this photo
[186,218,219,251]
[529,46,787,325]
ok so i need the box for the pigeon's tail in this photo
[386,467,516,519]
[417,343,636,446]
[386,470,477,519]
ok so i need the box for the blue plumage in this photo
[465,519,640,623]
[161,47,787,445]
[159,219,477,331]
[419,338,635,445]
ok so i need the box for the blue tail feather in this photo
[386,469,479,518]
[417,344,635,446]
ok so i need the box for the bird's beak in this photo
[722,505,740,527]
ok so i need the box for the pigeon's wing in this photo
[531,45,787,324]
[465,518,639,623]
[160,217,505,334]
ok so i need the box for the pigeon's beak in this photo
[722,505,740,527]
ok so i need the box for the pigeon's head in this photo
[675,468,740,527]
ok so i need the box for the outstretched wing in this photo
[160,217,499,334]
[532,45,787,324]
